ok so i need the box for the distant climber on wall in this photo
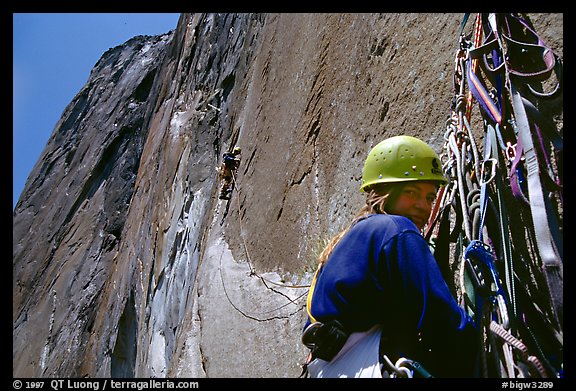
[301,135,479,378]
[218,147,241,200]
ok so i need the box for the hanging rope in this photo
[213,165,311,322]
[229,170,311,289]
[217,242,308,322]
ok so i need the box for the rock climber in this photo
[301,135,479,378]
[218,146,241,200]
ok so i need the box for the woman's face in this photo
[386,182,438,230]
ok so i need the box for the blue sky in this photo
[13,13,182,209]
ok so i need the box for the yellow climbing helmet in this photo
[233,147,242,154]
[360,135,448,192]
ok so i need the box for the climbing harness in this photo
[428,13,562,378]
[299,319,435,378]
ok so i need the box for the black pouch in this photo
[302,320,349,361]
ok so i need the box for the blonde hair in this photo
[317,183,397,266]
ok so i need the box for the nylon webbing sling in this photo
[509,84,563,329]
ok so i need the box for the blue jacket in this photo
[306,214,478,377]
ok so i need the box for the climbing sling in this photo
[427,13,562,378]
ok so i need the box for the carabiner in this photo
[505,142,517,161]
[464,240,507,300]
[480,158,497,185]
[381,355,413,378]
[396,357,434,378]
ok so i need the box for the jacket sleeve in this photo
[384,230,478,377]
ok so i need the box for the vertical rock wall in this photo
[13,32,175,377]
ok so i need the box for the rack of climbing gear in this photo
[426,13,563,378]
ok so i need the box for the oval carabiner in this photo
[480,158,498,185]
[381,355,413,378]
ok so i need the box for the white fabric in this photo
[307,325,383,378]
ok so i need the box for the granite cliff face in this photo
[13,13,563,378]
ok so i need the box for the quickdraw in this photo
[428,13,563,378]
